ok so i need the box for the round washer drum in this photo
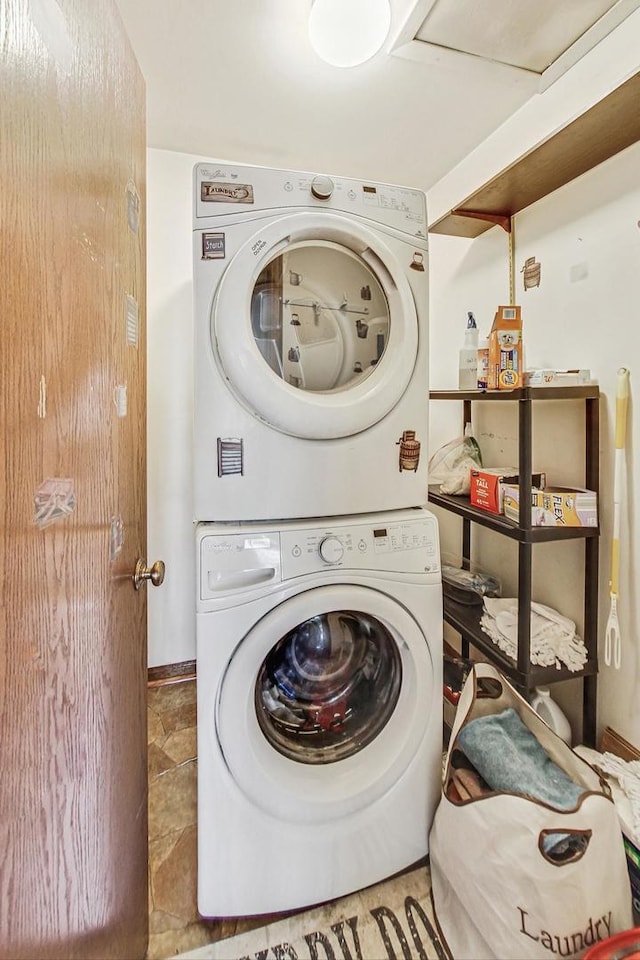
[215,584,435,825]
[254,607,402,764]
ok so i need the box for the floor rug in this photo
[177,863,448,960]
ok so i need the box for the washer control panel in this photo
[280,514,440,580]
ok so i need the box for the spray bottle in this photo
[477,332,490,390]
[458,311,478,390]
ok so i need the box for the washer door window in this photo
[216,586,435,825]
[255,609,402,765]
[213,213,419,440]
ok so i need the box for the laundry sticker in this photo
[410,251,425,271]
[202,232,225,259]
[397,430,421,472]
[201,181,254,204]
[109,515,125,561]
[33,478,76,528]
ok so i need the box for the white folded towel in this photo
[575,745,640,848]
[480,597,588,672]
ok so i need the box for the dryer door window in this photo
[215,584,436,825]
[251,242,389,394]
[254,610,401,764]
[213,212,421,440]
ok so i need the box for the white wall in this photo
[427,141,640,746]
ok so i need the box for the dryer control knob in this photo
[311,175,334,200]
[319,536,344,564]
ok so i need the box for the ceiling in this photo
[414,0,622,73]
[114,0,636,193]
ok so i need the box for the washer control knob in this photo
[319,536,344,564]
[311,175,334,200]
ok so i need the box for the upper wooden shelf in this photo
[429,71,640,238]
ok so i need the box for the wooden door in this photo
[0,0,149,957]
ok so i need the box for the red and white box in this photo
[470,468,518,514]
[470,468,546,515]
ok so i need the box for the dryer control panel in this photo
[194,162,427,240]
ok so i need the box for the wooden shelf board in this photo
[429,71,640,237]
[442,597,598,689]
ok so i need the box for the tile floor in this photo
[146,677,275,959]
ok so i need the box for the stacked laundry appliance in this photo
[192,161,443,917]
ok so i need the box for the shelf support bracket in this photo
[451,208,512,233]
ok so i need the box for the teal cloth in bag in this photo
[458,707,583,809]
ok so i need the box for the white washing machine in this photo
[196,508,442,917]
[193,161,429,522]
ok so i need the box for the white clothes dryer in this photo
[192,161,430,522]
[196,508,442,917]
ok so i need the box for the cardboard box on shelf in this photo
[523,369,595,387]
[488,305,523,390]
[503,485,598,527]
[469,468,546,515]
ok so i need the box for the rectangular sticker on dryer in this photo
[217,438,244,476]
[202,232,226,259]
[201,182,254,204]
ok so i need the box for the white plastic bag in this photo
[430,662,633,960]
[428,427,482,495]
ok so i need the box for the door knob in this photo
[133,559,165,590]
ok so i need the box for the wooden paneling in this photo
[0,0,148,956]
[429,71,640,237]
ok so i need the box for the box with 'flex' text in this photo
[503,485,598,527]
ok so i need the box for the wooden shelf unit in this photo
[428,71,640,238]
[429,386,600,745]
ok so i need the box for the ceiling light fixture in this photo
[308,0,392,68]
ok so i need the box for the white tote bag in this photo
[430,662,633,960]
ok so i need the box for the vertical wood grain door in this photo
[0,0,150,957]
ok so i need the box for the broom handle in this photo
[610,368,629,595]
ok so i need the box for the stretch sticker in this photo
[202,232,225,259]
